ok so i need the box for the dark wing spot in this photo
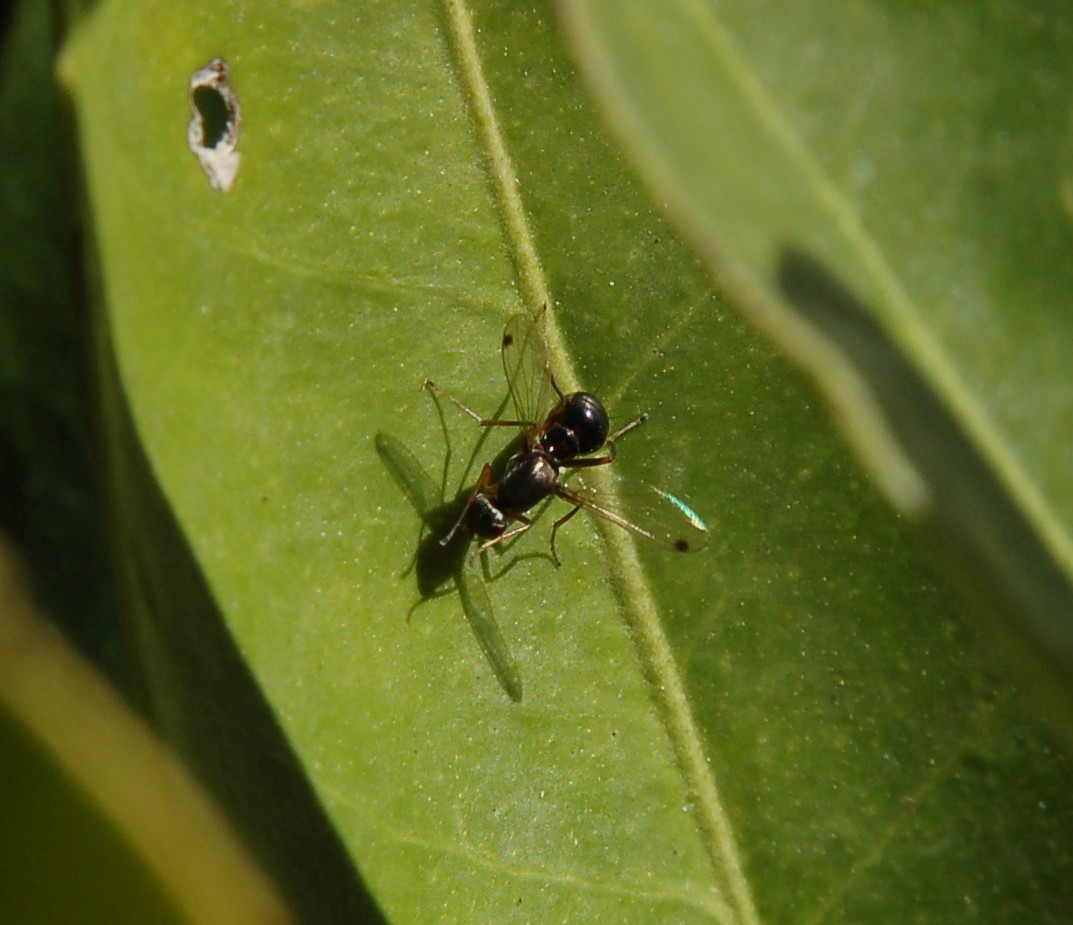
[674,538,690,552]
[502,333,514,348]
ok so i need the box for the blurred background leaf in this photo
[562,0,1073,730]
[0,536,295,925]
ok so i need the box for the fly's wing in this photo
[501,311,555,433]
[559,476,710,553]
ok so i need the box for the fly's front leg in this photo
[559,412,649,469]
[423,379,530,429]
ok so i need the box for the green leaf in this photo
[561,0,1073,726]
[60,1,1073,924]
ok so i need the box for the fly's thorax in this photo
[541,392,609,460]
[497,451,559,514]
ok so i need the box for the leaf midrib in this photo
[441,2,760,923]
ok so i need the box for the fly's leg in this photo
[469,514,532,566]
[548,503,582,566]
[559,413,649,469]
[550,412,647,561]
[423,379,531,429]
[535,304,567,405]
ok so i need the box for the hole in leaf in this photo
[192,85,229,149]
[187,57,241,192]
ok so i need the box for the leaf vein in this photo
[329,786,730,919]
[442,5,760,924]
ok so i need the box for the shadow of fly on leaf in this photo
[374,432,525,702]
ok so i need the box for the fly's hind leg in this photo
[469,514,532,566]
[423,379,530,429]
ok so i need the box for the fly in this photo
[424,307,708,563]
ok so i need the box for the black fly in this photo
[424,307,708,564]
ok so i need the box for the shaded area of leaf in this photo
[97,337,387,925]
[0,0,119,678]
[779,248,1073,739]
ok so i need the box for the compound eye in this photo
[541,424,580,460]
[566,393,609,454]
